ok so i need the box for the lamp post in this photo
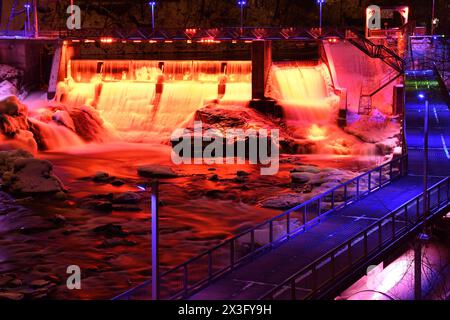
[149,1,156,31]
[138,179,160,300]
[24,3,31,36]
[415,93,429,301]
[237,1,247,33]
[317,0,326,34]
[431,0,436,36]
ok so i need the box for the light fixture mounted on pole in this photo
[237,1,247,33]
[24,3,31,36]
[149,1,157,31]
[317,0,326,35]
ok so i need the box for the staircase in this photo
[339,29,405,114]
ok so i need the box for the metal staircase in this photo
[338,28,405,114]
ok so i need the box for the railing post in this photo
[356,179,360,198]
[331,190,335,209]
[287,213,291,239]
[379,168,382,187]
[378,221,382,246]
[291,279,296,300]
[269,221,274,245]
[368,172,372,192]
[344,184,348,204]
[303,206,307,231]
[230,240,235,268]
[392,215,396,239]
[183,265,189,294]
[250,230,255,253]
[208,252,213,281]
[389,159,393,180]
[364,231,368,257]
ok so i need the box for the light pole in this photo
[431,0,436,36]
[33,0,38,38]
[414,93,430,301]
[138,179,160,300]
[237,1,247,33]
[418,93,429,218]
[149,1,156,31]
[24,3,31,36]
[317,0,326,34]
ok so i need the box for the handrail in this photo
[113,155,408,300]
[261,176,450,300]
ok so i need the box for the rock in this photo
[290,165,321,174]
[208,174,219,181]
[51,214,67,226]
[0,292,24,300]
[111,179,125,186]
[113,192,141,204]
[261,193,305,209]
[0,274,15,286]
[0,96,21,116]
[291,172,314,184]
[52,110,76,132]
[68,105,106,142]
[29,279,51,288]
[81,200,113,212]
[137,165,177,178]
[3,158,64,195]
[98,239,137,248]
[54,191,67,201]
[93,171,114,183]
[0,149,33,174]
[112,204,142,212]
[93,223,128,238]
[236,170,250,177]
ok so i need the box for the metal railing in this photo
[113,155,407,300]
[261,176,450,300]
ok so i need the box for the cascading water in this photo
[29,118,85,150]
[268,62,339,125]
[60,60,252,142]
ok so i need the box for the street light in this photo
[149,1,156,31]
[24,3,31,36]
[237,1,247,32]
[137,180,160,300]
[416,92,429,301]
[317,0,326,33]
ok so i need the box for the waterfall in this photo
[268,62,339,125]
[61,60,252,142]
[29,118,85,151]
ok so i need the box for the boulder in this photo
[113,192,141,204]
[68,105,106,142]
[261,193,305,209]
[3,158,64,195]
[0,149,33,174]
[290,165,321,174]
[291,172,314,184]
[137,165,178,178]
[52,110,76,132]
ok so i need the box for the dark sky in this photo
[0,0,448,34]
